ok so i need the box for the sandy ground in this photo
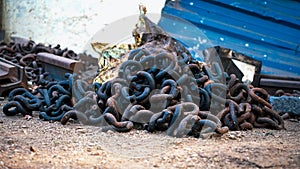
[0,100,299,169]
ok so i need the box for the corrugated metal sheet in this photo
[158,0,300,77]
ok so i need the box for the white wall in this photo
[3,0,165,54]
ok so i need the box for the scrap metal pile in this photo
[0,38,79,84]
[0,38,97,120]
[1,12,286,138]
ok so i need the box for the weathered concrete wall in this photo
[2,0,165,53]
[0,0,4,40]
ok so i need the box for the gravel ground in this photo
[0,100,299,169]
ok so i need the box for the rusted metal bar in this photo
[0,58,27,96]
[36,52,82,81]
[0,60,17,79]
[259,74,300,95]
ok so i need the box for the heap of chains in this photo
[0,39,80,83]
[1,39,95,121]
[61,15,285,137]
[2,16,286,138]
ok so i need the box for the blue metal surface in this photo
[158,0,300,77]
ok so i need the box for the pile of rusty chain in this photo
[218,74,285,130]
[61,36,231,137]
[2,37,285,138]
[3,73,93,121]
[0,39,79,85]
[61,39,284,138]
[1,38,96,121]
[273,89,300,97]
